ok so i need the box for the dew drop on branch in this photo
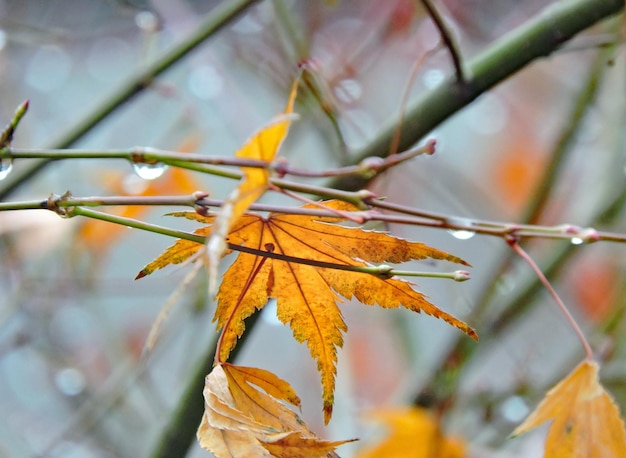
[570,237,584,245]
[0,158,13,180]
[132,162,167,180]
[447,218,476,240]
[449,229,476,240]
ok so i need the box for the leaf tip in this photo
[135,270,148,280]
[323,403,333,425]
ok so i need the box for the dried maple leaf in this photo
[512,359,626,457]
[197,363,354,458]
[137,200,476,422]
[357,407,466,458]
[207,80,298,292]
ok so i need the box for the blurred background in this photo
[0,1,624,457]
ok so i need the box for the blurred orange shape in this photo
[357,407,466,458]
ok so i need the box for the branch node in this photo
[574,227,601,244]
[356,189,378,202]
[357,156,386,178]
[374,264,394,278]
[193,191,211,216]
[271,157,289,178]
[47,191,75,218]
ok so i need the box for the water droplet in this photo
[500,395,530,423]
[447,218,476,240]
[135,11,160,32]
[449,229,476,240]
[55,367,86,396]
[0,157,13,180]
[571,237,584,245]
[422,68,445,89]
[132,162,167,180]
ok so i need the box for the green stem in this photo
[72,207,205,243]
[328,0,624,192]
[0,100,29,148]
[70,206,469,280]
[2,140,433,178]
[0,0,261,200]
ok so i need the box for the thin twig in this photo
[388,45,441,156]
[507,237,594,360]
[0,0,262,200]
[0,100,29,148]
[2,193,625,243]
[4,140,435,178]
[420,0,465,83]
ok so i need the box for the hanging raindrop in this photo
[570,237,584,245]
[132,162,167,180]
[447,218,476,240]
[0,158,13,180]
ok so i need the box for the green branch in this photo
[0,0,261,200]
[329,0,624,191]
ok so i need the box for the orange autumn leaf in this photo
[207,80,299,292]
[512,360,626,457]
[197,363,354,458]
[357,407,466,458]
[137,200,476,423]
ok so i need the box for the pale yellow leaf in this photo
[512,360,626,458]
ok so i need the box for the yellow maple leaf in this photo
[357,407,466,458]
[512,359,626,457]
[197,363,354,458]
[207,80,299,293]
[137,200,476,423]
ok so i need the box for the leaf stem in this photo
[507,237,593,360]
[64,206,470,281]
